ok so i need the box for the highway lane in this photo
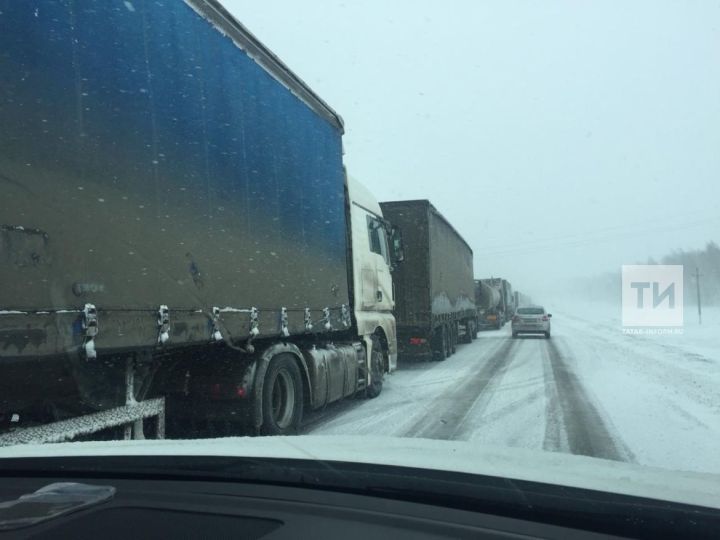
[306,324,627,453]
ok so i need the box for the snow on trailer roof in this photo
[187,0,344,132]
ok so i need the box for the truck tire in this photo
[445,325,453,357]
[432,326,447,361]
[471,319,478,340]
[260,354,303,436]
[366,335,384,399]
[545,331,551,339]
[460,319,472,344]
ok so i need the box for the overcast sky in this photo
[223,0,720,296]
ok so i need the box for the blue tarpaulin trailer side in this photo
[0,0,350,357]
[0,0,364,431]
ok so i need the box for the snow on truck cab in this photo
[347,176,400,372]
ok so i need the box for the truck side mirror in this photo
[390,226,404,267]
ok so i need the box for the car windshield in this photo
[517,308,544,315]
[1,0,719,516]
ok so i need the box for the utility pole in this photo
[695,267,702,325]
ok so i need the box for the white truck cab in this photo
[347,176,399,373]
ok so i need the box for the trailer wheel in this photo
[432,326,448,361]
[460,319,472,344]
[366,335,384,399]
[444,325,453,358]
[450,323,457,354]
[260,354,303,435]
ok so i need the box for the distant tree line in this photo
[655,241,720,306]
[569,241,720,306]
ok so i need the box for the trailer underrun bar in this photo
[0,360,165,447]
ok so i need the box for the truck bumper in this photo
[398,346,433,361]
[396,328,433,360]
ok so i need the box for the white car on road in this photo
[512,306,552,339]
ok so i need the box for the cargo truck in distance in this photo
[502,279,516,323]
[475,278,515,329]
[0,0,401,443]
[380,201,476,361]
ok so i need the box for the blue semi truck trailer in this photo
[0,0,400,442]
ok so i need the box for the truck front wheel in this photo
[261,354,303,435]
[366,335,384,399]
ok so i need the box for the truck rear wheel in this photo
[444,325,453,358]
[366,335,384,399]
[460,319,472,344]
[432,326,448,361]
[260,354,303,436]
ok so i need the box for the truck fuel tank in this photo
[302,344,364,409]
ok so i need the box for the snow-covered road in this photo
[304,306,720,474]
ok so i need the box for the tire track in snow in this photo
[402,339,517,440]
[303,336,512,436]
[300,395,369,434]
[541,342,567,453]
[453,338,545,442]
[472,388,545,427]
[555,311,717,410]
[543,337,633,462]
